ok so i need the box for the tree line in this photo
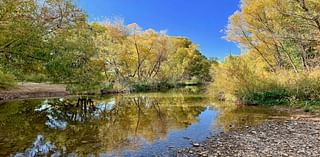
[0,0,213,91]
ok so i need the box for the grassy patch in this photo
[0,70,17,90]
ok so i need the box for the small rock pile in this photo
[177,120,320,157]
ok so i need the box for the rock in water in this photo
[193,143,200,147]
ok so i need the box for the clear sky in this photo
[76,0,241,59]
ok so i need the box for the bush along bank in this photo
[129,81,204,93]
[210,55,320,108]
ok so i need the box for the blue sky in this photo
[76,0,241,59]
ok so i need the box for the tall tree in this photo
[226,0,320,72]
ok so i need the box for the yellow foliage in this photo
[210,54,320,104]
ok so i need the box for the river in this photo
[0,90,285,157]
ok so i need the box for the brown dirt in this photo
[0,83,69,102]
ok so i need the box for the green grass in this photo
[0,70,17,90]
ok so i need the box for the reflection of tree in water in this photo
[35,97,100,129]
[212,102,287,132]
[0,100,49,157]
[95,95,207,155]
[0,95,208,156]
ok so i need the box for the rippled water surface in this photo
[0,91,285,156]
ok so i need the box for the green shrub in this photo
[22,74,48,83]
[130,81,177,92]
[241,89,289,105]
[0,70,17,90]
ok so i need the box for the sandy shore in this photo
[0,83,69,102]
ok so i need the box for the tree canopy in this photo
[226,0,320,72]
[0,0,212,91]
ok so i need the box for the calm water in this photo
[0,92,285,157]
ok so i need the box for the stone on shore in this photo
[177,120,320,157]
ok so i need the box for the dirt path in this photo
[0,83,69,102]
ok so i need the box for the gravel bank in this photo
[0,83,69,102]
[177,120,320,157]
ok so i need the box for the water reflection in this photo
[0,94,288,156]
[0,93,213,156]
[14,135,60,157]
[212,101,289,131]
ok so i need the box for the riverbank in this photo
[0,83,69,102]
[0,82,205,102]
[177,117,320,157]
